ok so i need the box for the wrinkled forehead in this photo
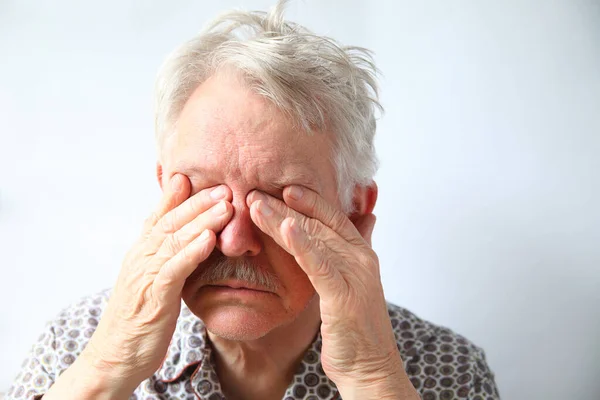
[162,73,335,191]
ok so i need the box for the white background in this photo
[1,1,599,399]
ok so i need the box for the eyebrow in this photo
[178,165,322,194]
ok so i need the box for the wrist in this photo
[78,342,143,397]
[43,353,137,400]
[338,372,419,400]
[335,358,420,400]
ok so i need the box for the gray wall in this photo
[1,1,599,399]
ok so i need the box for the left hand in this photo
[246,186,419,400]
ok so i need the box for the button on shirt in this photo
[6,289,500,399]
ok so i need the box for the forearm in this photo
[42,353,137,400]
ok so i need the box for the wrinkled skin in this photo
[49,71,418,400]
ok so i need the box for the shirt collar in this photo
[156,302,339,399]
[156,301,209,382]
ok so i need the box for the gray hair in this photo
[154,0,382,212]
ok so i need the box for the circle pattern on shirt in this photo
[6,290,499,400]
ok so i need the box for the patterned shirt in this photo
[6,289,500,400]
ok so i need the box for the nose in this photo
[216,197,262,257]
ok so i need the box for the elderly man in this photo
[6,2,499,400]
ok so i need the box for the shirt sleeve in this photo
[470,375,501,399]
[5,321,58,400]
[469,347,501,399]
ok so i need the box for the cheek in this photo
[264,240,315,305]
[325,186,345,212]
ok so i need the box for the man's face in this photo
[159,72,341,340]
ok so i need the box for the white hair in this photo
[154,0,382,212]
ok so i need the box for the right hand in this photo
[80,173,233,395]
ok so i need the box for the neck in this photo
[208,296,321,400]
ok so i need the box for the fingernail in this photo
[288,186,303,200]
[171,174,182,192]
[212,201,228,215]
[250,191,267,202]
[258,200,273,216]
[210,185,227,200]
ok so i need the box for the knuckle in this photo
[142,212,159,233]
[313,256,332,278]
[158,263,177,285]
[163,233,182,254]
[145,212,159,226]
[189,192,205,214]
[308,192,343,230]
[178,246,194,264]
[304,218,323,237]
[192,186,219,211]
[314,237,329,254]
[299,217,314,234]
[331,213,348,231]
[307,193,320,213]
[299,234,313,254]
[179,228,197,244]
[303,231,325,256]
[158,212,177,233]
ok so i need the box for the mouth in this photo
[204,280,274,293]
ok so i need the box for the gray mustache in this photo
[196,253,281,292]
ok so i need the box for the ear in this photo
[349,181,378,219]
[156,162,165,191]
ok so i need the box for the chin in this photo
[201,305,288,341]
[183,287,295,341]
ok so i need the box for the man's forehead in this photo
[169,123,319,171]
[164,73,333,192]
[169,126,324,191]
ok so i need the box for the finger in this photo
[281,217,346,296]
[142,173,190,236]
[154,229,216,295]
[247,192,333,251]
[249,195,350,297]
[282,185,364,245]
[156,200,233,259]
[149,184,231,247]
[248,198,291,251]
[248,193,346,257]
[353,213,376,246]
